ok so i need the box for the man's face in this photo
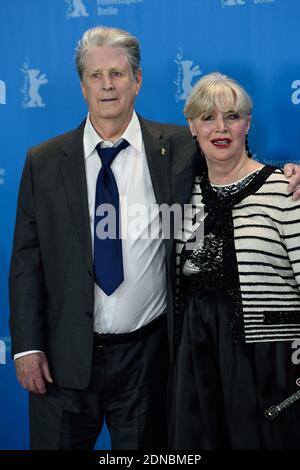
[81,45,142,128]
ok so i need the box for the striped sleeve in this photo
[282,192,300,291]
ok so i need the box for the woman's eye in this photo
[203,115,214,121]
[226,113,240,120]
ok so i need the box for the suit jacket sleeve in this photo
[9,151,46,356]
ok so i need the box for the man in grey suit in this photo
[9,26,196,449]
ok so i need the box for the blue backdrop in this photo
[1,0,300,450]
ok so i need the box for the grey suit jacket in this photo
[9,115,197,388]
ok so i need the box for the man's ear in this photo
[135,69,142,96]
[80,80,86,100]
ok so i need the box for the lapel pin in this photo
[161,147,167,157]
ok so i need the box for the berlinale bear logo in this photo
[174,48,202,102]
[21,59,48,109]
[65,0,89,18]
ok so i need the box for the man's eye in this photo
[91,73,101,79]
[111,71,123,78]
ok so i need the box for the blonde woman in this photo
[173,73,300,449]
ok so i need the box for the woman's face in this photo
[189,107,251,165]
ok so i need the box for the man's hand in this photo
[15,352,53,394]
[284,164,300,200]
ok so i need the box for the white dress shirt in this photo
[14,111,167,359]
[85,111,166,333]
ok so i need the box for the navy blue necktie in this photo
[94,139,130,295]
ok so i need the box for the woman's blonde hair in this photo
[184,72,252,121]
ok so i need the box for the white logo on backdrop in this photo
[253,0,275,4]
[222,0,246,6]
[174,48,202,102]
[0,80,6,105]
[291,80,300,105]
[0,340,6,365]
[222,0,276,6]
[0,337,10,365]
[97,0,144,17]
[21,59,48,109]
[0,169,5,186]
[65,0,89,19]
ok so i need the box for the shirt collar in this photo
[83,111,142,160]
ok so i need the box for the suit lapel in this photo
[139,116,171,206]
[59,122,93,274]
[138,116,176,286]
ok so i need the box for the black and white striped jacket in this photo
[175,167,300,345]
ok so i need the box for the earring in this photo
[245,134,253,158]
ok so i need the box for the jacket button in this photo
[86,312,93,318]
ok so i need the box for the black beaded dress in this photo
[173,166,300,450]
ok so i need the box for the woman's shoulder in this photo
[265,166,286,180]
[260,166,289,190]
[258,166,300,208]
